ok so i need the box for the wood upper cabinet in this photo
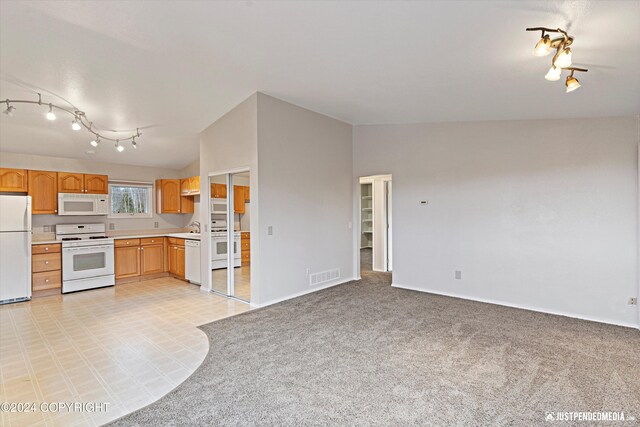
[57,172,84,193]
[210,183,227,199]
[180,176,200,196]
[141,243,164,275]
[114,245,141,279]
[156,179,181,213]
[0,168,28,192]
[180,178,191,196]
[189,176,200,195]
[234,186,245,214]
[84,174,108,194]
[27,170,58,214]
[58,172,108,194]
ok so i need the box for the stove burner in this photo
[89,236,108,239]
[61,237,81,241]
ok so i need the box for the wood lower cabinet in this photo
[241,232,250,266]
[28,170,58,214]
[115,238,166,281]
[32,244,61,296]
[115,245,141,279]
[141,243,164,275]
[167,238,185,278]
[0,168,28,192]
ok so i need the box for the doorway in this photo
[209,170,251,302]
[359,175,392,275]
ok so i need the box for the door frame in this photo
[356,174,392,275]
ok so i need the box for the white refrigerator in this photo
[0,195,32,304]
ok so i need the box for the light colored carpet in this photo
[110,271,640,426]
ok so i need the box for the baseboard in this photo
[254,277,357,308]
[391,282,639,330]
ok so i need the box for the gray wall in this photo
[353,116,639,328]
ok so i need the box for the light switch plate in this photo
[109,223,115,230]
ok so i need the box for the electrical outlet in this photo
[267,226,273,236]
[455,270,462,280]
[109,223,115,230]
[629,297,638,305]
[154,222,159,228]
[43,225,50,232]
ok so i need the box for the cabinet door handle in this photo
[45,261,49,265]
[44,247,49,251]
[45,279,49,283]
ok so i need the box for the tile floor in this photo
[0,277,251,427]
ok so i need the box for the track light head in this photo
[116,141,124,152]
[3,101,15,116]
[90,136,99,147]
[544,66,562,81]
[533,35,551,57]
[131,137,137,149]
[71,117,81,131]
[45,104,56,121]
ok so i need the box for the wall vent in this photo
[309,268,340,286]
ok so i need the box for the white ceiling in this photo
[1,1,638,168]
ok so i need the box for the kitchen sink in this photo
[168,232,200,240]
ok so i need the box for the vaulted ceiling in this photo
[1,1,638,168]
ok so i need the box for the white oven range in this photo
[56,223,115,293]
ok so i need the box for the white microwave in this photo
[58,193,109,216]
[211,198,228,215]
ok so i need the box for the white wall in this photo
[354,116,639,328]
[0,151,191,233]
[199,94,258,298]
[256,93,354,305]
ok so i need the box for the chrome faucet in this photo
[188,221,201,233]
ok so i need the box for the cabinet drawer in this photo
[115,239,141,247]
[32,243,61,254]
[167,237,185,246]
[241,251,250,261]
[32,253,61,273]
[140,237,164,245]
[241,241,250,251]
[32,271,61,291]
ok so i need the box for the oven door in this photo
[62,245,114,281]
[211,237,239,261]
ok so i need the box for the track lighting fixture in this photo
[3,101,15,116]
[526,27,587,93]
[0,93,143,153]
[46,104,56,120]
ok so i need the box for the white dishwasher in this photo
[185,239,201,285]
